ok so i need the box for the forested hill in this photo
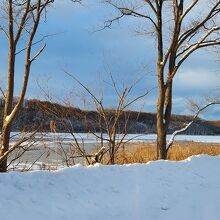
[0,99,219,135]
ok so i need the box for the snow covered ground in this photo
[1,155,220,220]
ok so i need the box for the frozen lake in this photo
[10,132,220,144]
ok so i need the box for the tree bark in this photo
[156,2,167,160]
[0,0,15,172]
[157,131,167,159]
[156,69,167,159]
[0,126,11,172]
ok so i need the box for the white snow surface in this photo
[1,155,220,220]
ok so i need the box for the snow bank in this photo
[0,155,220,220]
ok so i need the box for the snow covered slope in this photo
[0,155,220,220]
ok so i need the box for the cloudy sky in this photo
[0,0,219,119]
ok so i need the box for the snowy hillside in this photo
[0,155,220,220]
[4,99,220,135]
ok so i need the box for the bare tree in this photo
[103,0,220,159]
[0,0,55,172]
[38,71,151,165]
[66,72,152,164]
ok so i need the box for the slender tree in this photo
[0,0,54,172]
[104,0,220,159]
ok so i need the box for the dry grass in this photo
[114,141,220,164]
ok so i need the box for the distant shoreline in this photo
[9,132,220,144]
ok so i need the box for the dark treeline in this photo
[0,99,219,135]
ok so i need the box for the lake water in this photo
[10,132,220,143]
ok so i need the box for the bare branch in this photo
[0,130,37,165]
[30,43,46,62]
[166,101,220,151]
[101,1,158,31]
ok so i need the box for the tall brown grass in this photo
[113,142,220,164]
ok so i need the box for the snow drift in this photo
[0,155,220,220]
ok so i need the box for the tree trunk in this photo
[0,0,15,172]
[157,132,167,159]
[0,126,11,172]
[109,144,115,164]
[156,99,168,160]
[156,64,167,160]
[155,3,168,160]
